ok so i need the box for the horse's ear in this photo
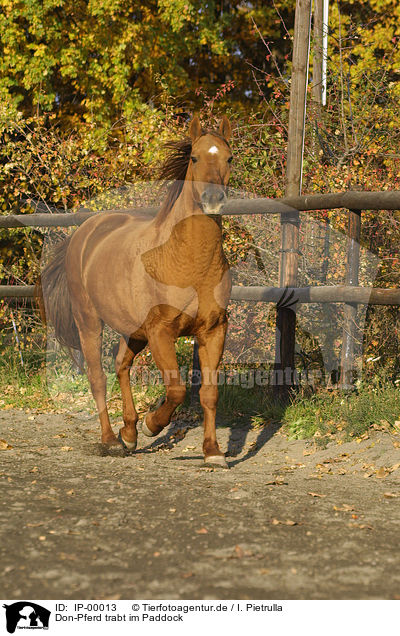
[189,115,202,142]
[219,116,231,141]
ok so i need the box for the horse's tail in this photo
[35,236,82,351]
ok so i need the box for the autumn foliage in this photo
[0,0,399,387]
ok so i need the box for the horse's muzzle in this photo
[201,186,227,215]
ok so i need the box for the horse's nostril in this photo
[218,190,225,201]
[201,191,207,201]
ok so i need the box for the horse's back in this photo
[68,212,149,269]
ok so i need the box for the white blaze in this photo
[208,145,218,154]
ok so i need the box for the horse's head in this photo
[188,115,232,215]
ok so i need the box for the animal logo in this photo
[3,602,50,634]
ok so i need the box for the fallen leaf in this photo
[196,527,208,534]
[0,439,13,450]
[59,552,78,561]
[26,522,44,528]
[153,551,160,557]
[383,492,400,498]
[333,504,355,512]
[181,571,193,579]
[60,446,73,452]
[376,467,388,479]
[234,545,244,558]
[308,492,327,498]
[271,518,298,526]
[348,523,373,530]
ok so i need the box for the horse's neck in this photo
[167,181,201,225]
[150,180,224,266]
[154,180,202,239]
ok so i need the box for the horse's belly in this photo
[85,256,199,337]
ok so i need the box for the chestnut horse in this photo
[39,116,232,467]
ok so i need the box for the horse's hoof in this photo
[140,415,158,438]
[118,430,137,453]
[204,455,229,469]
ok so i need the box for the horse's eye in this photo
[191,156,198,164]
[227,156,233,163]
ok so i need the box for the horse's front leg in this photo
[197,322,228,468]
[141,327,186,437]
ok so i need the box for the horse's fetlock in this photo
[203,438,221,456]
[124,415,138,428]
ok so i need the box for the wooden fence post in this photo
[339,209,361,389]
[274,0,312,400]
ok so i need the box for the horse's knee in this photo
[115,350,129,377]
[116,363,128,380]
[87,368,107,391]
[166,384,186,407]
[199,385,218,409]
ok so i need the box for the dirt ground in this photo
[1,407,400,600]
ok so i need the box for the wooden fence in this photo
[1,189,400,391]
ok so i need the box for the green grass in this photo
[216,382,285,428]
[0,342,399,440]
[284,377,400,440]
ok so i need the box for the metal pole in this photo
[322,0,329,106]
[313,0,323,104]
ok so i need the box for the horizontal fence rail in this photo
[2,189,399,393]
[3,284,400,305]
[1,189,400,228]
[0,285,36,298]
[231,285,400,305]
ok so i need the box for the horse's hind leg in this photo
[115,336,147,451]
[74,315,118,447]
[142,327,186,437]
